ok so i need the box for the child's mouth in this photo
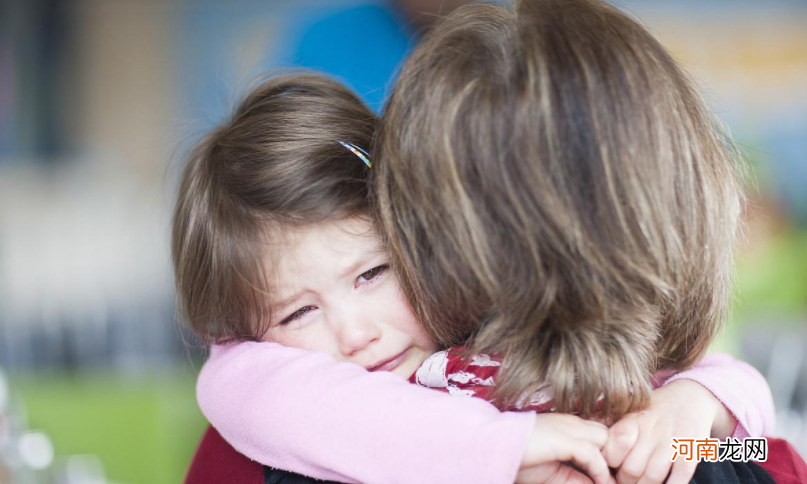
[367,348,410,372]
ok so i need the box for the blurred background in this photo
[0,0,805,482]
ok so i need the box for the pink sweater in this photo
[197,342,774,484]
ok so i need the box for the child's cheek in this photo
[263,322,342,360]
[379,281,437,351]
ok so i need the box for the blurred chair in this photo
[742,323,807,457]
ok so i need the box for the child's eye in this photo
[356,265,388,286]
[280,306,316,325]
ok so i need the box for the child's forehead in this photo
[263,217,386,287]
[268,217,383,252]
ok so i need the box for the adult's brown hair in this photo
[172,74,377,344]
[374,0,744,419]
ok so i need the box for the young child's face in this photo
[262,217,438,379]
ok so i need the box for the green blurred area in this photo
[714,227,807,354]
[734,230,807,317]
[9,370,207,484]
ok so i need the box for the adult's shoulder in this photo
[185,425,346,484]
[185,426,263,484]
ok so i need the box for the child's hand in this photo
[518,413,616,484]
[603,379,737,484]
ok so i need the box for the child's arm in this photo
[661,352,774,439]
[198,342,611,484]
[604,353,775,484]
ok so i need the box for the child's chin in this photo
[387,369,411,380]
[391,351,429,380]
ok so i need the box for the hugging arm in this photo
[661,352,775,439]
[197,341,537,484]
[604,353,775,484]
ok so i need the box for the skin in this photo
[604,380,738,484]
[262,217,438,380]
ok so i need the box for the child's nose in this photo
[336,317,381,356]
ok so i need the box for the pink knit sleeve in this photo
[659,353,775,439]
[197,341,536,484]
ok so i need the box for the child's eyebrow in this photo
[271,292,306,314]
[272,246,387,311]
[337,248,386,280]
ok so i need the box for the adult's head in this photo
[393,0,473,28]
[374,0,744,418]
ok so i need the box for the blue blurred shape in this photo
[766,111,807,226]
[291,2,416,112]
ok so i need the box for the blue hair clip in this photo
[338,141,372,169]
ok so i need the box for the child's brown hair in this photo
[374,0,744,419]
[173,74,377,344]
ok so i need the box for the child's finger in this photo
[544,465,597,484]
[563,416,610,448]
[553,467,598,484]
[635,444,673,484]
[665,459,698,484]
[603,417,639,468]
[582,419,610,431]
[559,441,616,484]
[615,439,655,484]
[516,463,595,484]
